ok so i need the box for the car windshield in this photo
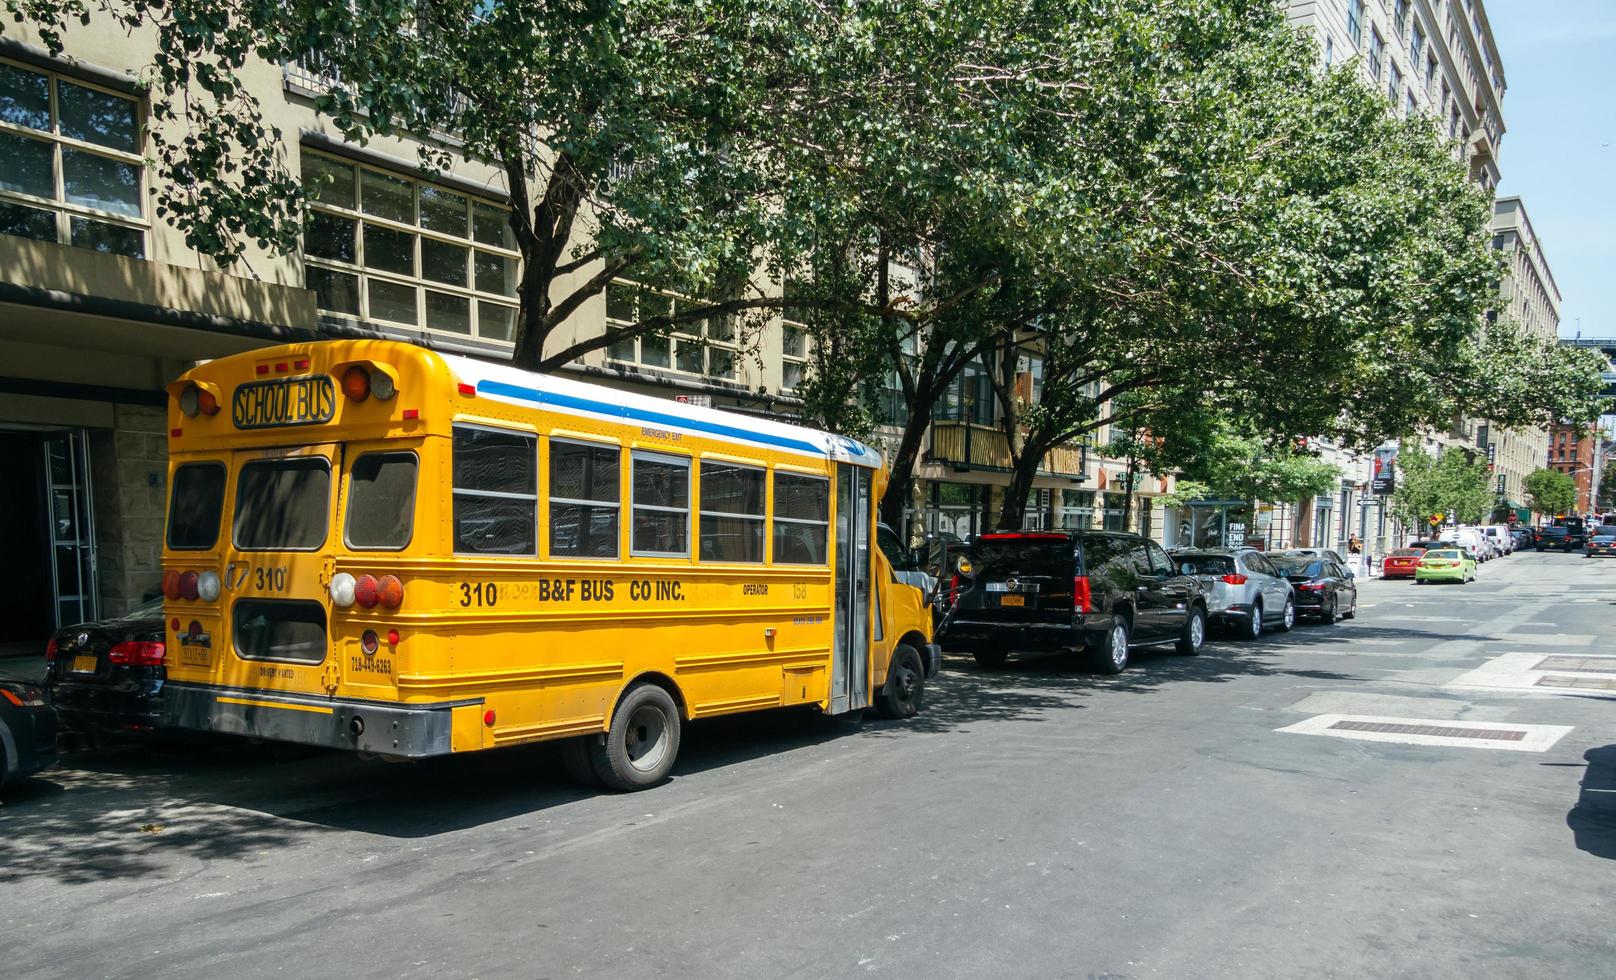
[1271,557,1326,577]
[1541,527,1567,536]
[1175,554,1235,576]
[1424,550,1461,559]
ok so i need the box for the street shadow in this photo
[1568,744,1616,860]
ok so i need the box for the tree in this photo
[3,0,886,370]
[1600,459,1616,512]
[1523,467,1577,519]
[1391,442,1495,530]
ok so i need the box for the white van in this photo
[1439,527,1489,560]
[1481,525,1514,555]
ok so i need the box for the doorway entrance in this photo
[0,428,99,657]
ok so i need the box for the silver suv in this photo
[1170,548,1296,640]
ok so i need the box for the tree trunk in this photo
[880,399,934,532]
[1120,455,1138,530]
[996,446,1044,530]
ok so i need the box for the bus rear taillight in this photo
[341,366,372,403]
[376,575,404,610]
[178,383,219,418]
[163,570,181,600]
[179,571,200,601]
[354,573,380,608]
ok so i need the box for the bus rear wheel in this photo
[876,645,925,720]
[589,682,681,791]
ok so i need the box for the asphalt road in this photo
[4,550,1615,979]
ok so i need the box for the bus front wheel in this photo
[589,682,681,791]
[876,645,926,720]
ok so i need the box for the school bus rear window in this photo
[345,451,418,550]
[233,457,331,551]
[167,461,226,550]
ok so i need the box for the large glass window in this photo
[700,461,764,562]
[604,280,740,380]
[345,452,418,550]
[452,426,537,554]
[631,453,690,556]
[301,149,519,344]
[167,462,227,550]
[234,457,332,551]
[782,320,809,393]
[1369,29,1385,81]
[550,440,620,558]
[773,472,830,564]
[0,60,145,256]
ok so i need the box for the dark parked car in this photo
[1536,526,1574,552]
[1269,555,1358,623]
[942,530,1209,674]
[1585,527,1616,558]
[43,598,167,743]
[0,673,58,788]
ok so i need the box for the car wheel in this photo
[1091,615,1131,674]
[1177,606,1207,656]
[1320,597,1338,625]
[876,645,925,720]
[1275,597,1296,632]
[1342,598,1356,620]
[1244,601,1264,641]
[972,648,1009,671]
[587,682,681,792]
[560,735,603,787]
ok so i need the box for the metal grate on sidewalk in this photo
[1534,656,1616,674]
[1326,720,1527,742]
[1536,675,1616,692]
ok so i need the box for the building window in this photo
[1369,29,1384,81]
[301,149,519,344]
[1058,489,1095,530]
[1324,35,1334,66]
[781,319,809,393]
[937,358,994,425]
[1348,1,1364,48]
[1406,91,1418,117]
[604,281,739,381]
[1394,0,1410,35]
[0,60,146,257]
[1411,21,1424,65]
[1426,54,1438,90]
[1389,63,1402,104]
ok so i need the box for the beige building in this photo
[1488,196,1561,515]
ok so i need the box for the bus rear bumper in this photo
[162,683,474,758]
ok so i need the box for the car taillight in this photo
[1220,574,1248,585]
[108,641,166,667]
[1073,575,1092,614]
[45,637,58,662]
[1298,583,1324,591]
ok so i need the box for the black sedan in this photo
[1270,555,1358,624]
[43,598,167,743]
[1586,528,1616,558]
[1,673,58,788]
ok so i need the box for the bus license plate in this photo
[72,654,97,673]
[1000,595,1025,607]
[180,646,211,667]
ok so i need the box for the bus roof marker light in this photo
[457,383,475,397]
[330,572,357,608]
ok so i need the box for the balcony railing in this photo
[927,421,1087,477]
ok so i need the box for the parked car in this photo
[1482,525,1514,555]
[1170,548,1295,639]
[1509,528,1533,551]
[943,530,1209,674]
[1381,547,1426,579]
[42,598,167,743]
[1280,548,1347,564]
[1269,555,1359,623]
[1416,547,1477,584]
[0,673,58,789]
[1552,516,1588,549]
[1439,527,1490,560]
[1536,526,1574,552]
[1585,527,1616,558]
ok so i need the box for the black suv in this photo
[941,531,1208,674]
[1536,526,1574,552]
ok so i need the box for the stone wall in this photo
[91,404,168,616]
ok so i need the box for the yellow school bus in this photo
[158,339,939,789]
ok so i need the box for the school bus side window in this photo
[453,425,537,555]
[550,439,619,558]
[773,472,829,564]
[167,462,227,550]
[699,461,764,562]
[631,451,690,557]
[345,451,418,550]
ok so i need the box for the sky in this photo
[1488,0,1616,339]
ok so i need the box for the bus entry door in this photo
[830,466,872,713]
